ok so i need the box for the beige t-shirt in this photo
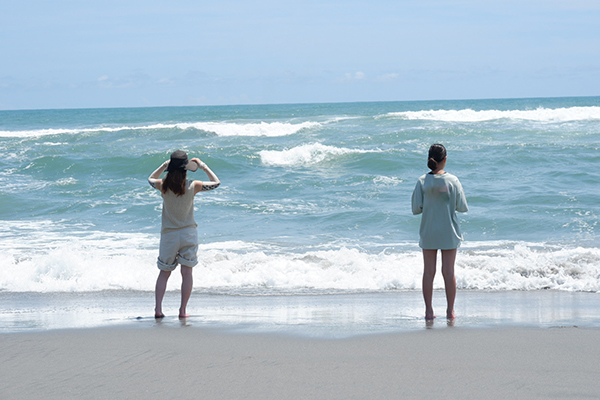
[161,180,197,233]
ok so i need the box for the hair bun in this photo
[427,158,438,170]
[427,143,446,170]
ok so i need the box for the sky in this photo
[1,0,599,110]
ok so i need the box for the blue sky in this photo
[1,0,599,110]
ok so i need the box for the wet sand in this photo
[1,324,600,399]
[3,290,600,335]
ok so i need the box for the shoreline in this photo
[2,290,600,336]
[1,324,599,399]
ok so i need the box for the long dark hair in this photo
[427,143,447,170]
[162,168,187,196]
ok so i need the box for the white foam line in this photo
[260,143,382,166]
[382,106,600,122]
[0,121,321,138]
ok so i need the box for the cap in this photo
[166,150,188,171]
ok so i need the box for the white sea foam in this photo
[0,226,158,293]
[373,175,403,186]
[458,243,600,292]
[1,225,599,293]
[55,177,78,186]
[0,121,320,138]
[260,143,381,166]
[165,121,320,137]
[384,106,600,122]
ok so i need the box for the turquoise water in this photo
[1,97,600,294]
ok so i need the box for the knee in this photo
[442,267,455,280]
[158,270,172,279]
[423,267,436,279]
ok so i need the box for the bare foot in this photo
[425,313,436,321]
[178,314,189,319]
[447,310,456,320]
[155,313,165,319]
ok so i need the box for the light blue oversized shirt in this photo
[411,172,468,250]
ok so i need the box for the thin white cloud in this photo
[340,71,366,82]
[157,78,175,85]
[375,73,399,82]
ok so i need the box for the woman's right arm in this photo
[411,180,423,215]
[148,160,169,191]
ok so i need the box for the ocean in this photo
[2,96,600,333]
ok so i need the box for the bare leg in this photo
[155,270,171,318]
[422,249,438,320]
[179,266,193,319]
[441,248,457,319]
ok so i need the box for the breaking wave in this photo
[260,143,381,166]
[1,223,599,293]
[384,106,600,122]
[0,121,321,138]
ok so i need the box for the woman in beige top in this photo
[148,150,220,319]
[412,144,468,321]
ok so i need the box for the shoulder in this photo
[443,173,465,189]
[185,180,198,195]
[443,172,461,183]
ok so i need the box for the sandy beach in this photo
[1,324,599,399]
[2,290,600,399]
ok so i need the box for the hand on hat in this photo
[189,157,207,170]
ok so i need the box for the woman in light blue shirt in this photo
[412,144,468,321]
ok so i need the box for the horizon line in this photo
[1,94,599,113]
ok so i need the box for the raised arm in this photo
[191,158,221,194]
[148,160,169,191]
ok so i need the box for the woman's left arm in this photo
[455,180,469,213]
[191,158,221,194]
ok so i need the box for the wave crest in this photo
[260,143,380,166]
[2,232,600,293]
[0,121,320,138]
[384,106,600,122]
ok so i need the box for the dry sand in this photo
[2,325,600,399]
